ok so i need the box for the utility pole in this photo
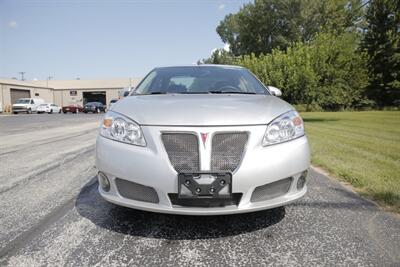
[46,76,53,87]
[18,72,25,81]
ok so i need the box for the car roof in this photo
[154,64,245,70]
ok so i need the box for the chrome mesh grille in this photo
[162,133,200,172]
[211,132,248,172]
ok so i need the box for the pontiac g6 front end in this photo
[95,65,310,215]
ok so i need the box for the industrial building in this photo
[0,78,141,112]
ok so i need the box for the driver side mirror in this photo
[268,86,282,97]
[123,91,130,97]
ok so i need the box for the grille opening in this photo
[162,133,200,172]
[169,193,242,207]
[211,132,248,172]
[115,178,159,203]
[251,177,293,202]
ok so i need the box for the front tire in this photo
[48,109,53,114]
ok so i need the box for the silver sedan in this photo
[95,65,310,215]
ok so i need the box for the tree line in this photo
[201,0,400,111]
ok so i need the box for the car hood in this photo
[112,94,294,126]
[12,104,29,107]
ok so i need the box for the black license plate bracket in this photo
[178,172,232,199]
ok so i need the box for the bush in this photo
[232,32,370,111]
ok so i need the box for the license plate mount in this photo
[178,172,232,199]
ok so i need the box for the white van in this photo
[12,98,45,114]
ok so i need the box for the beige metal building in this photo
[0,78,141,112]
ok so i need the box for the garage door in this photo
[10,89,31,104]
[82,91,106,105]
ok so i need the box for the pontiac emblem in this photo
[200,133,208,148]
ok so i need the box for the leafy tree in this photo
[216,0,364,56]
[361,0,400,106]
[200,49,235,65]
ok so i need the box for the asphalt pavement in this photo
[0,113,399,266]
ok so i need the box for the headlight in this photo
[262,110,304,146]
[100,111,146,146]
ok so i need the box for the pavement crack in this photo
[0,176,98,261]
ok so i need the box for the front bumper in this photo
[96,125,310,215]
[12,106,28,112]
[84,107,96,112]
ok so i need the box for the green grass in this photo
[301,111,400,211]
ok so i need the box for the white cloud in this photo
[8,20,18,28]
[218,4,225,10]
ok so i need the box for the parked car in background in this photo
[62,104,83,114]
[37,103,61,114]
[96,65,310,215]
[84,102,106,113]
[12,98,45,114]
[109,99,118,109]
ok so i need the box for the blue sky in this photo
[0,0,250,80]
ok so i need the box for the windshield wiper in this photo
[180,92,211,94]
[208,91,257,94]
[149,91,168,94]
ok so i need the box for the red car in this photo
[62,104,84,114]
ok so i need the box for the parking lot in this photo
[0,114,399,266]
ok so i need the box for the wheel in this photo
[59,109,61,113]
[13,112,17,115]
[63,111,67,114]
[48,109,53,114]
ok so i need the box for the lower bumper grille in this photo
[168,193,242,207]
[251,177,293,202]
[115,178,159,203]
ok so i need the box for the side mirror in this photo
[123,91,130,97]
[268,86,282,97]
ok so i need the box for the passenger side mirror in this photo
[268,86,282,97]
[123,91,130,97]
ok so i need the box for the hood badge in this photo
[200,133,209,148]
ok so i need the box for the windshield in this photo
[16,99,30,104]
[134,66,269,95]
